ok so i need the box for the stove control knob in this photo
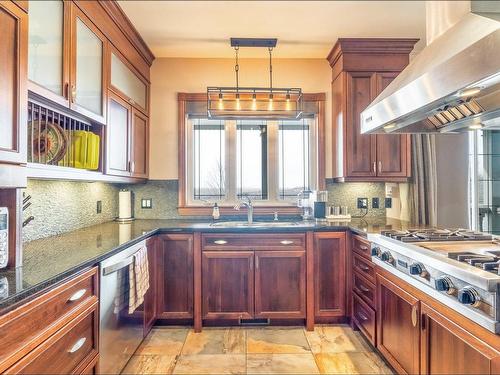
[435,276,455,294]
[457,287,481,307]
[380,251,394,264]
[409,263,428,278]
[371,247,381,257]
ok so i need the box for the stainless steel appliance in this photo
[0,207,9,269]
[368,229,500,333]
[361,3,500,134]
[99,240,146,374]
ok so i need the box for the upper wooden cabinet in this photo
[0,1,27,165]
[28,1,106,123]
[328,39,417,182]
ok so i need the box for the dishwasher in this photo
[99,240,147,374]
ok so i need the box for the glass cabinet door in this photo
[71,8,105,122]
[28,0,66,103]
[111,52,148,112]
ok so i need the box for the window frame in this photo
[177,92,326,216]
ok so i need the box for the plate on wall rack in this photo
[28,120,68,165]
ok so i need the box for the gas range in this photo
[368,229,500,334]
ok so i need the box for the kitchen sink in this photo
[210,221,300,228]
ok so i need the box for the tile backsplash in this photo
[23,179,387,242]
[22,180,120,242]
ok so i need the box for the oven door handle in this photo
[102,257,134,276]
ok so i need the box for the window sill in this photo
[178,205,302,216]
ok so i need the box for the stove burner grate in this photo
[381,229,492,243]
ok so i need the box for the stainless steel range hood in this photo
[361,3,500,134]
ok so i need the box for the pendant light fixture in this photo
[207,38,303,119]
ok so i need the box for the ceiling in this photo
[119,1,427,59]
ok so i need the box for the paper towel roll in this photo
[118,190,132,219]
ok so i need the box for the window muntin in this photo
[187,118,316,205]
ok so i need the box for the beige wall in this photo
[149,58,332,180]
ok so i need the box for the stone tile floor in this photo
[122,325,393,374]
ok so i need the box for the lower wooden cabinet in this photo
[420,302,500,375]
[255,250,306,319]
[377,273,420,375]
[157,233,194,319]
[202,251,254,319]
[313,232,346,320]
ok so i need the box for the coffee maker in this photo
[297,190,328,221]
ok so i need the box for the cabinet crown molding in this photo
[327,38,419,68]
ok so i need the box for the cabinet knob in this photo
[67,289,86,302]
[68,337,87,353]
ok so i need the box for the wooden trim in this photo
[98,0,155,66]
[177,92,327,216]
[193,232,202,332]
[305,231,315,331]
[327,38,419,67]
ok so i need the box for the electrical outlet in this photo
[141,198,153,209]
[385,197,392,208]
[357,197,368,209]
[372,197,380,209]
[96,201,102,214]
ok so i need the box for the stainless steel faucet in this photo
[234,196,253,224]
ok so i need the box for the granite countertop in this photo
[0,217,415,312]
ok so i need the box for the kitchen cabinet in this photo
[255,250,306,319]
[157,234,194,319]
[0,0,27,165]
[106,92,149,178]
[143,236,158,337]
[420,302,500,375]
[377,273,420,375]
[328,39,416,182]
[202,251,254,319]
[313,232,346,320]
[0,267,99,373]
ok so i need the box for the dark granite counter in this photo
[0,217,415,312]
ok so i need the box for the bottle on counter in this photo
[212,203,220,220]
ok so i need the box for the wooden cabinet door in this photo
[70,4,106,124]
[375,72,410,178]
[27,0,70,108]
[131,108,148,178]
[157,234,194,319]
[313,232,346,318]
[345,72,377,178]
[254,251,306,318]
[143,236,157,337]
[106,92,131,176]
[0,1,27,164]
[202,251,254,319]
[421,302,500,375]
[377,273,420,375]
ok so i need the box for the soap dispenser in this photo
[212,203,220,220]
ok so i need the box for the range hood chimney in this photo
[361,1,500,134]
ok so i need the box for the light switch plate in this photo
[372,197,380,209]
[357,198,368,209]
[141,198,152,209]
[96,201,102,214]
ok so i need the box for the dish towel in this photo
[128,246,150,314]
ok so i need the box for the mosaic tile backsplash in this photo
[22,180,120,242]
[24,179,387,242]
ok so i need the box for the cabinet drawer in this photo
[202,233,305,251]
[6,303,98,374]
[0,267,98,371]
[352,253,375,283]
[353,272,376,307]
[352,235,371,259]
[352,293,376,346]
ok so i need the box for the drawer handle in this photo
[68,289,86,302]
[359,285,371,293]
[411,305,418,327]
[357,265,370,272]
[280,240,294,245]
[68,337,87,353]
[357,312,369,321]
[214,240,227,245]
[359,245,369,251]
